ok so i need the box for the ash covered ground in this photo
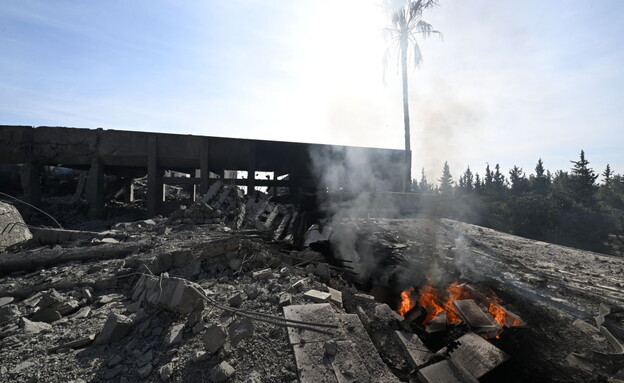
[1,184,624,382]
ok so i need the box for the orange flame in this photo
[397,287,416,317]
[487,295,523,327]
[419,280,469,324]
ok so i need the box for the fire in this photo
[397,287,416,317]
[419,279,468,324]
[397,277,523,333]
[486,291,523,327]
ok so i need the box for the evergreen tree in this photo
[474,173,482,191]
[603,164,613,187]
[531,158,550,195]
[439,161,454,195]
[418,168,431,193]
[484,164,493,190]
[570,150,598,206]
[509,165,528,194]
[492,163,506,190]
[535,158,545,177]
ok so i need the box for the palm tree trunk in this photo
[400,34,412,192]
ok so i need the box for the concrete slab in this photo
[395,331,432,369]
[453,299,495,329]
[292,342,338,383]
[338,314,401,383]
[330,340,372,383]
[283,304,339,345]
[417,359,479,383]
[443,332,509,379]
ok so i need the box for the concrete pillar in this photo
[20,164,41,208]
[20,128,41,209]
[122,177,134,203]
[87,156,105,219]
[147,135,163,217]
[247,143,256,195]
[200,137,210,196]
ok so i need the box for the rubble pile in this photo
[1,196,624,382]
[168,181,303,243]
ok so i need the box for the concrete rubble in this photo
[0,201,33,248]
[0,191,623,383]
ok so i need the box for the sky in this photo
[1,0,623,182]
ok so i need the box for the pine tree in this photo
[603,164,613,186]
[418,168,430,193]
[484,164,493,190]
[463,166,474,192]
[570,150,598,206]
[509,165,528,194]
[439,161,454,195]
[531,158,550,195]
[493,164,506,190]
[474,173,482,191]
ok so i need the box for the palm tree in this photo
[384,0,441,192]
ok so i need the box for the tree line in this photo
[412,151,624,254]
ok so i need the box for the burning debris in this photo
[397,278,524,337]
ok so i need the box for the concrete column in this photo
[87,156,105,219]
[20,128,41,209]
[147,135,163,217]
[199,137,210,196]
[247,143,256,195]
[122,177,134,203]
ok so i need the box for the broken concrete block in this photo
[417,359,479,383]
[327,287,343,308]
[252,268,272,280]
[94,312,134,345]
[32,308,62,323]
[303,224,332,247]
[37,289,64,310]
[426,311,447,333]
[303,290,331,303]
[166,324,184,346]
[395,331,432,369]
[279,293,292,307]
[288,279,306,293]
[19,317,52,334]
[203,324,226,354]
[51,298,80,316]
[229,319,254,347]
[134,274,204,314]
[71,307,91,319]
[0,296,14,307]
[442,332,509,378]
[210,361,235,382]
[0,201,32,247]
[453,299,496,329]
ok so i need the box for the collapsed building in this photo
[1,126,623,383]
